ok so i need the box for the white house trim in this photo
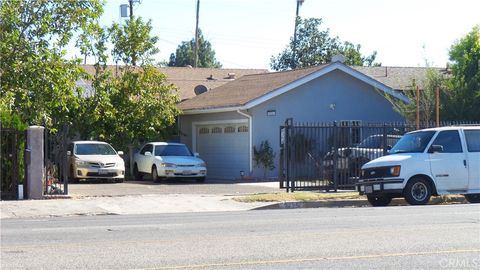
[244,62,409,108]
[183,62,410,114]
[182,107,242,115]
[191,119,248,153]
[236,110,253,174]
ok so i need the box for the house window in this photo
[199,127,209,134]
[224,126,235,133]
[212,127,222,134]
[238,126,248,133]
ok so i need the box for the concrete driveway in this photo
[69,179,281,198]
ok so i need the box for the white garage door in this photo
[195,123,249,180]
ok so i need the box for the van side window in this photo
[465,130,480,152]
[431,130,463,153]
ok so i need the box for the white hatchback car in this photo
[133,142,207,182]
[67,141,125,183]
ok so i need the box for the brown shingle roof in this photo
[178,65,326,111]
[179,64,448,111]
[352,66,447,91]
[79,65,267,100]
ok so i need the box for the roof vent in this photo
[194,85,208,95]
[332,54,346,63]
[227,72,236,79]
[207,74,216,80]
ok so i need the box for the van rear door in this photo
[464,129,480,190]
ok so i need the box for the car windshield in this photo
[389,131,435,154]
[357,136,382,148]
[155,145,192,156]
[75,143,117,155]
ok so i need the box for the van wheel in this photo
[133,164,143,180]
[404,177,431,205]
[367,195,392,207]
[464,194,480,203]
[151,166,159,183]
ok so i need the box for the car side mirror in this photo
[67,151,71,156]
[117,151,124,156]
[144,151,152,156]
[386,145,392,151]
[194,152,200,157]
[428,145,444,153]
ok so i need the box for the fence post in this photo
[285,118,293,192]
[26,126,45,199]
[333,121,338,192]
[382,123,388,156]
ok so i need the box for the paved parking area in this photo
[69,179,281,198]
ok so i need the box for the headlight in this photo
[75,159,88,166]
[388,166,401,177]
[196,162,206,167]
[160,163,176,168]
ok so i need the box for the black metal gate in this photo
[279,119,460,192]
[44,125,69,195]
[0,126,25,200]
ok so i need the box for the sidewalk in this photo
[0,194,272,219]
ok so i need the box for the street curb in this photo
[249,196,468,210]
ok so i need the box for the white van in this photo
[357,126,480,206]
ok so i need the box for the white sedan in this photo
[133,142,207,182]
[67,141,125,183]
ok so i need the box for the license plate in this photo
[365,186,373,194]
[182,170,192,175]
[98,169,108,175]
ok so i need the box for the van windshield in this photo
[389,131,435,154]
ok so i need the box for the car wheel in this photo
[464,194,480,203]
[151,166,159,183]
[404,177,432,205]
[115,179,124,183]
[367,194,392,207]
[69,166,78,184]
[133,164,143,181]
[196,177,206,183]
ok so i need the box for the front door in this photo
[429,130,468,192]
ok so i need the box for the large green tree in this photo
[0,0,103,128]
[270,18,378,71]
[168,29,222,68]
[442,26,480,121]
[75,16,180,151]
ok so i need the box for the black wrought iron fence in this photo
[280,119,479,192]
[0,125,25,200]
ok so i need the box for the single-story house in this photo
[178,61,446,180]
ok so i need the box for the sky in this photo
[73,0,480,70]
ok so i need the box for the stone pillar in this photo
[26,126,44,199]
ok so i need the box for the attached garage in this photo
[194,122,250,180]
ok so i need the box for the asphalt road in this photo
[2,204,480,270]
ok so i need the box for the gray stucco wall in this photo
[249,69,404,178]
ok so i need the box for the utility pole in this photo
[416,85,420,130]
[292,0,304,70]
[194,0,200,68]
[129,0,134,19]
[436,87,440,127]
